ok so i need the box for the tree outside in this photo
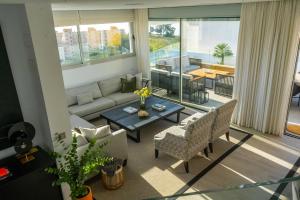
[213,43,233,65]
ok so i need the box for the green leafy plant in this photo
[45,133,112,199]
[213,43,233,65]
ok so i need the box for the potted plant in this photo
[45,133,112,200]
[101,158,124,190]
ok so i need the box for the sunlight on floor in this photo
[230,137,298,172]
[251,135,300,157]
[219,163,287,199]
[141,166,187,196]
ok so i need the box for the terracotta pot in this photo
[77,186,93,200]
[101,165,124,190]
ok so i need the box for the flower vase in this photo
[140,96,146,110]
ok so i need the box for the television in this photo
[0,25,23,150]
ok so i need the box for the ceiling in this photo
[51,0,274,11]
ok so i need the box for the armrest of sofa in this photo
[107,129,128,160]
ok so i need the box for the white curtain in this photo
[232,0,300,136]
[134,9,150,78]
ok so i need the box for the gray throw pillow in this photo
[121,77,136,93]
[77,92,93,105]
[127,73,143,89]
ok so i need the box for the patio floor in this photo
[152,88,231,109]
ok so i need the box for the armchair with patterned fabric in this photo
[154,110,216,173]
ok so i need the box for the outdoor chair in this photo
[170,72,206,103]
[150,68,171,93]
[214,74,234,97]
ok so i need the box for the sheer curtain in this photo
[232,0,300,136]
[134,9,150,78]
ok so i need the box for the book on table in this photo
[123,106,138,114]
[152,104,166,111]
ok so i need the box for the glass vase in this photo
[140,96,146,110]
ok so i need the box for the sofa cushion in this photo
[65,83,102,106]
[68,97,115,117]
[77,92,94,105]
[127,73,143,89]
[72,130,89,147]
[79,125,111,142]
[121,77,136,93]
[106,92,139,105]
[98,75,126,96]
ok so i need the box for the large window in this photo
[55,22,134,66]
[55,26,81,66]
[149,18,240,110]
[149,21,180,67]
[182,18,239,67]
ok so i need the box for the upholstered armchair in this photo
[154,110,216,173]
[209,99,237,153]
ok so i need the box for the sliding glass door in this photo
[181,18,239,108]
[149,18,240,109]
[149,20,181,102]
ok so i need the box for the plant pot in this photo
[101,165,124,190]
[77,186,93,200]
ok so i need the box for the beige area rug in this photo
[87,111,300,200]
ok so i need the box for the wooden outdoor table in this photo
[188,68,230,79]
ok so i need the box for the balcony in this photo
[150,57,234,109]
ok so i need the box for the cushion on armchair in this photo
[79,125,111,142]
[72,130,89,147]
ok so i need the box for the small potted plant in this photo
[101,158,124,190]
[45,133,111,200]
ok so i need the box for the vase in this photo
[140,96,146,110]
[77,186,93,200]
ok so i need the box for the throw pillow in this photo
[77,92,93,105]
[121,77,136,93]
[127,73,143,89]
[72,130,89,147]
[79,125,111,142]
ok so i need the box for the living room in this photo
[0,0,299,200]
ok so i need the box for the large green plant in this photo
[45,134,111,199]
[212,43,233,65]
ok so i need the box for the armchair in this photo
[209,99,237,153]
[154,110,216,173]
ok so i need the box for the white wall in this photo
[25,2,72,152]
[62,56,138,88]
[0,5,51,159]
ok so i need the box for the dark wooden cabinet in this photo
[0,146,63,200]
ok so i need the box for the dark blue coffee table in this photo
[100,96,185,143]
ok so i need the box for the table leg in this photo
[127,130,141,143]
[177,112,181,123]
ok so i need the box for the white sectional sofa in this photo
[70,114,128,165]
[65,74,140,120]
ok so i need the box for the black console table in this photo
[0,146,63,200]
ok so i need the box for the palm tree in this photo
[213,43,233,65]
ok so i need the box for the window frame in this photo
[56,22,136,70]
